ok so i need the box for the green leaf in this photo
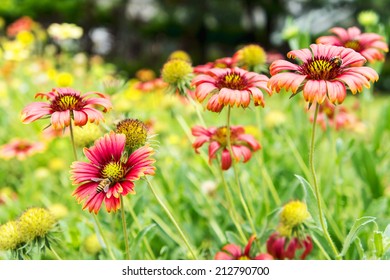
[340,216,376,257]
[351,146,384,198]
[129,223,157,257]
[225,231,242,246]
[295,175,326,231]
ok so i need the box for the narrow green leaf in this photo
[295,174,326,231]
[340,216,376,257]
[129,223,157,255]
[225,231,242,246]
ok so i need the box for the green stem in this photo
[120,195,131,259]
[68,115,78,161]
[68,117,116,260]
[50,247,62,260]
[310,103,341,260]
[216,158,247,244]
[225,106,257,236]
[145,176,198,260]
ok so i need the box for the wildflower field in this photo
[0,11,390,261]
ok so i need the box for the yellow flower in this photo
[0,221,24,251]
[358,10,379,27]
[161,59,193,85]
[2,40,30,61]
[135,69,156,82]
[264,110,287,129]
[236,44,267,68]
[48,204,69,220]
[47,23,83,40]
[18,208,56,241]
[0,221,25,251]
[116,119,148,151]
[73,122,103,148]
[49,157,67,171]
[55,72,74,87]
[84,234,102,255]
[280,200,310,228]
[168,50,192,63]
[16,30,35,46]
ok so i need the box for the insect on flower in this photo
[330,56,343,67]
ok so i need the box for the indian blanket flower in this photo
[310,100,362,131]
[316,27,388,64]
[161,59,193,95]
[192,125,261,170]
[71,132,155,214]
[266,232,313,260]
[21,87,112,130]
[266,200,312,260]
[192,67,271,112]
[0,138,45,160]
[268,44,379,105]
[6,16,34,37]
[215,235,273,260]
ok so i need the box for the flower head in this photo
[71,132,155,214]
[115,118,148,151]
[192,125,260,170]
[47,23,83,40]
[168,50,192,63]
[233,44,267,72]
[215,235,273,260]
[310,100,362,131]
[316,27,388,64]
[268,44,378,105]
[73,122,103,148]
[84,234,102,255]
[266,232,313,260]
[6,16,34,37]
[21,87,112,130]
[280,200,310,229]
[18,207,56,242]
[161,59,193,95]
[358,11,379,27]
[0,138,45,160]
[0,221,25,251]
[192,67,271,112]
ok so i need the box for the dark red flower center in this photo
[15,142,32,152]
[101,162,125,182]
[299,57,342,80]
[216,72,247,90]
[344,40,361,52]
[51,93,85,111]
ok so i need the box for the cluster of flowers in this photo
[0,13,386,260]
[0,208,57,259]
[215,201,312,260]
[158,23,386,259]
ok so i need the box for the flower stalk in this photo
[310,103,341,260]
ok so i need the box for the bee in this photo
[93,177,113,193]
[330,56,342,67]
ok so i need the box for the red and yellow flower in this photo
[215,235,273,260]
[0,138,45,160]
[21,87,112,129]
[268,44,378,105]
[192,125,260,170]
[71,132,155,214]
[192,67,271,112]
[316,26,388,64]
